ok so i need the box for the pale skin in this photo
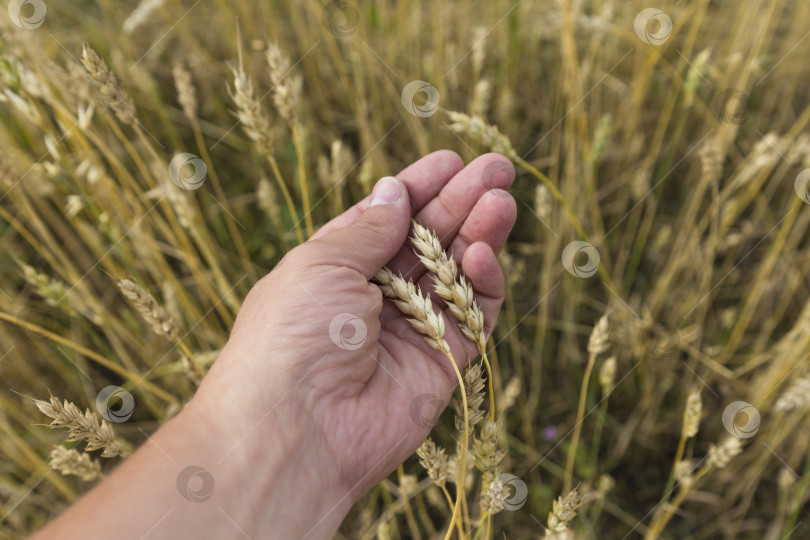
[33,150,517,539]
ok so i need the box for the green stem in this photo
[266,155,305,245]
[784,447,810,537]
[291,123,313,238]
[564,352,597,491]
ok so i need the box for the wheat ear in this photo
[474,418,506,525]
[774,373,810,412]
[416,438,450,488]
[545,488,584,538]
[374,266,469,540]
[116,278,203,377]
[172,62,198,123]
[48,446,102,481]
[35,395,129,458]
[80,43,135,126]
[227,40,305,244]
[410,221,496,422]
[664,390,703,497]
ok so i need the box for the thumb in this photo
[309,176,412,278]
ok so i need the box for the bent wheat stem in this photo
[375,267,469,538]
[292,123,313,237]
[0,311,176,404]
[565,315,610,491]
[267,155,305,244]
[444,349,469,540]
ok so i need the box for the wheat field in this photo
[1,0,810,538]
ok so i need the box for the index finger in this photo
[310,150,464,240]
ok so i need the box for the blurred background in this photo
[1,0,810,538]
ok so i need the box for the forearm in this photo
[33,369,350,540]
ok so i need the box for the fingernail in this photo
[370,176,403,206]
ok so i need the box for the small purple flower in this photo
[543,425,557,441]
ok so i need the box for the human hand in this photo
[33,150,517,540]
[197,150,517,535]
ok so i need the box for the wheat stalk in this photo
[565,314,610,491]
[774,374,810,412]
[416,438,450,488]
[34,395,129,458]
[647,437,744,539]
[374,267,448,353]
[266,42,301,125]
[116,278,205,378]
[48,446,102,481]
[474,418,506,529]
[411,221,486,350]
[374,265,469,539]
[663,389,703,499]
[116,278,179,341]
[674,460,696,490]
[409,221,497,427]
[446,111,517,160]
[172,62,198,122]
[227,62,275,156]
[682,391,703,439]
[545,488,584,538]
[227,42,305,243]
[454,362,486,434]
[80,43,135,125]
[598,356,616,394]
[265,42,311,237]
[707,436,743,469]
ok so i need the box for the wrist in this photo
[184,358,352,539]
